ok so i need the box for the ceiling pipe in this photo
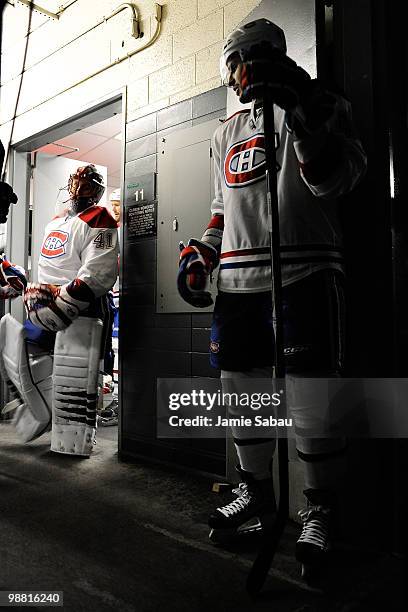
[18,3,163,117]
[105,3,141,39]
[15,1,143,39]
[56,3,162,93]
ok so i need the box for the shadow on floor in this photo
[0,423,405,612]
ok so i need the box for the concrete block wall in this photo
[121,86,227,473]
[0,0,262,146]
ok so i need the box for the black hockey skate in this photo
[208,466,276,546]
[296,488,333,583]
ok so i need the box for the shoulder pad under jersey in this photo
[222,109,250,124]
[78,206,118,229]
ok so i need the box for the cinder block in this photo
[12,27,112,115]
[196,41,224,84]
[192,109,226,126]
[192,86,226,118]
[169,77,222,106]
[198,0,235,19]
[66,63,126,112]
[157,99,193,131]
[0,4,27,52]
[0,2,47,52]
[156,120,193,153]
[127,77,149,114]
[0,78,20,125]
[149,57,195,103]
[126,132,156,162]
[128,34,173,83]
[22,19,59,71]
[158,0,199,36]
[127,113,157,142]
[0,39,27,84]
[173,11,223,62]
[224,0,262,35]
[110,17,152,63]
[125,153,157,180]
[127,98,170,123]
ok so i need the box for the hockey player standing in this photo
[1,164,119,457]
[177,19,366,576]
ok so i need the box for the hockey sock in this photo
[234,438,276,480]
[296,440,347,491]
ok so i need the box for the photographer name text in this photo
[167,415,292,428]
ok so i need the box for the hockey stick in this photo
[246,89,289,596]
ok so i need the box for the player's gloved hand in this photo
[0,256,27,293]
[285,79,338,138]
[177,239,218,308]
[239,44,311,108]
[0,181,18,224]
[240,45,337,137]
[24,282,81,332]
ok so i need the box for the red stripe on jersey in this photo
[221,247,270,259]
[207,215,224,230]
[66,279,95,302]
[79,206,118,229]
[224,109,250,123]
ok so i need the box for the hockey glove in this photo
[240,45,337,137]
[285,80,338,138]
[0,181,18,224]
[0,256,27,294]
[24,282,84,332]
[240,44,311,108]
[177,239,218,308]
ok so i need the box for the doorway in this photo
[7,95,124,455]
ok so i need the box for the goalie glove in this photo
[24,281,92,332]
[177,239,219,308]
[0,256,27,294]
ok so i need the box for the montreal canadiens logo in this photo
[224,134,266,188]
[41,230,69,258]
[210,341,220,354]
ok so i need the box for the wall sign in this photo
[124,172,157,241]
[124,172,155,205]
[126,200,157,240]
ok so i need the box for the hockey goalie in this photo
[0,164,119,457]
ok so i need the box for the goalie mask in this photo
[68,164,105,212]
[220,18,287,85]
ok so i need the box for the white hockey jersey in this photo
[38,205,119,298]
[205,95,366,293]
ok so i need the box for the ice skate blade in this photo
[209,514,276,548]
[99,419,118,427]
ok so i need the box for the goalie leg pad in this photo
[0,314,52,442]
[51,316,103,457]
